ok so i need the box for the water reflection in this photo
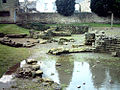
[109,69,120,83]
[1,51,120,90]
[56,55,74,86]
[44,53,120,90]
[40,60,60,84]
[38,53,120,90]
[89,60,106,89]
[67,61,94,90]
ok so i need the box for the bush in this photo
[17,22,50,31]
[90,0,120,18]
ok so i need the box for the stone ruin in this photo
[85,31,120,57]
[15,59,62,89]
[94,33,120,57]
[56,25,89,34]
[0,36,39,48]
[15,59,43,79]
[33,25,89,39]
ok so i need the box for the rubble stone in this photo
[35,70,43,77]
[85,33,95,45]
[26,59,37,64]
[48,47,94,55]
[6,34,27,38]
[92,32,120,57]
[15,68,32,79]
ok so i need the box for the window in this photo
[52,2,56,10]
[44,3,48,10]
[2,0,7,3]
[0,11,10,17]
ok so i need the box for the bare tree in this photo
[19,0,38,13]
[24,0,29,12]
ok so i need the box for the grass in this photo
[0,24,31,77]
[0,24,29,34]
[0,44,31,77]
[46,23,120,27]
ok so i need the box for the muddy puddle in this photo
[2,52,118,90]
[1,52,120,90]
[36,53,120,90]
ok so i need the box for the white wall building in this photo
[36,0,56,12]
[36,0,81,13]
[20,0,91,13]
[80,0,91,12]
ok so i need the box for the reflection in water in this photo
[40,60,60,84]
[39,53,120,90]
[55,53,120,90]
[1,50,120,90]
[0,63,20,89]
[0,75,13,83]
[20,59,60,84]
[89,60,106,89]
[109,69,120,83]
[67,61,94,90]
[56,55,74,86]
[0,74,15,89]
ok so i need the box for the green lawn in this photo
[0,44,31,77]
[0,24,31,77]
[46,23,120,27]
[0,24,29,34]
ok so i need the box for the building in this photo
[79,0,91,12]
[36,0,56,13]
[36,0,79,13]
[36,0,91,13]
[0,0,19,23]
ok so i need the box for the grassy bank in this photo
[0,24,29,34]
[46,23,120,27]
[0,24,31,77]
[0,44,31,77]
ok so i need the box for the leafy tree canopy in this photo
[90,0,120,17]
[55,0,75,16]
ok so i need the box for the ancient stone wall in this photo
[0,0,19,23]
[17,13,120,24]
[94,32,120,56]
[0,9,15,23]
[56,25,89,34]
[85,31,120,56]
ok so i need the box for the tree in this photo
[55,0,75,16]
[19,0,38,13]
[90,0,120,17]
[90,0,112,17]
[112,0,120,17]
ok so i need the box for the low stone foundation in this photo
[56,25,89,34]
[94,34,120,56]
[0,37,39,48]
[85,31,120,57]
